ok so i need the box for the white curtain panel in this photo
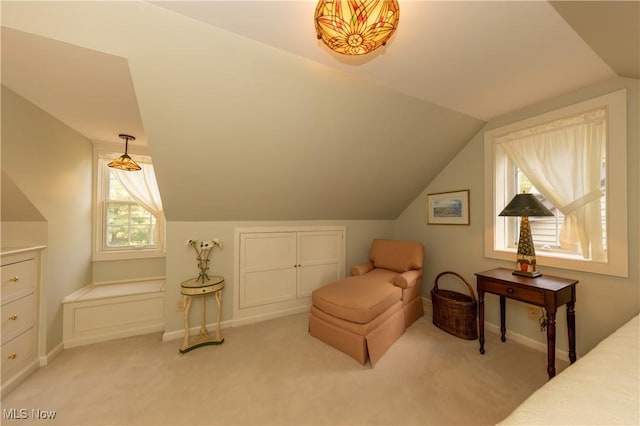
[113,164,166,252]
[497,108,606,261]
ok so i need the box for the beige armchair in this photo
[309,239,425,366]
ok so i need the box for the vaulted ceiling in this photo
[2,1,638,221]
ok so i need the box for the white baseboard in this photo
[421,297,569,362]
[39,342,64,366]
[162,319,233,342]
[484,322,570,361]
[1,360,39,398]
[162,305,310,342]
[231,305,310,328]
[422,296,432,314]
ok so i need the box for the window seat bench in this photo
[62,278,165,349]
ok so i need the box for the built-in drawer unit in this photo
[2,257,36,303]
[1,246,45,397]
[2,294,35,345]
[1,328,35,381]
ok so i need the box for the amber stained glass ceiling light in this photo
[108,134,141,171]
[314,0,400,55]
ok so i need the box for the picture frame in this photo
[426,190,470,225]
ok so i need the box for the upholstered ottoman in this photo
[309,275,405,366]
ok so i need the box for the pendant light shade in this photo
[314,0,400,56]
[108,134,141,171]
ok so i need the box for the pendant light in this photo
[108,134,141,171]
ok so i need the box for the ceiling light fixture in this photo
[314,0,400,56]
[107,134,141,171]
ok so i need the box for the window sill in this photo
[486,248,627,278]
[93,249,166,262]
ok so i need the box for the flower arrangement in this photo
[187,238,223,283]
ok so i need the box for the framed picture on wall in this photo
[426,190,470,225]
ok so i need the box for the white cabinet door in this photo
[235,226,346,325]
[239,232,297,308]
[297,231,343,298]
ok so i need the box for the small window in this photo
[105,172,158,249]
[484,90,627,277]
[93,146,165,261]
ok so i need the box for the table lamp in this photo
[499,193,554,277]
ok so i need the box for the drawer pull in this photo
[7,353,17,360]
[9,276,20,282]
[507,287,515,294]
[8,314,18,321]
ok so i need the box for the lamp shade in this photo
[499,193,553,278]
[499,193,554,217]
[108,134,141,171]
[107,154,141,171]
[314,0,400,55]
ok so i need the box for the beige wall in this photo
[91,258,165,283]
[396,77,640,356]
[164,220,394,335]
[1,222,48,248]
[1,87,166,352]
[2,86,93,353]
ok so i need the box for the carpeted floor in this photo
[1,311,566,425]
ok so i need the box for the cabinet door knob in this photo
[507,287,515,294]
[7,353,17,360]
[9,276,19,282]
[8,314,18,321]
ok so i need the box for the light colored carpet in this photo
[1,311,566,425]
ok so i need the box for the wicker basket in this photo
[431,271,478,340]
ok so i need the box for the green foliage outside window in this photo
[106,174,157,248]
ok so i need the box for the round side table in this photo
[179,275,224,354]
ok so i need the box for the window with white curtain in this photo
[484,90,628,277]
[93,146,166,261]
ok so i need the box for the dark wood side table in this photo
[476,267,578,379]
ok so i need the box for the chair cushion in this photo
[310,301,403,337]
[369,239,424,273]
[312,276,402,324]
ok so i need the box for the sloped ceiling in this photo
[1,1,637,221]
[550,1,639,79]
[0,170,45,222]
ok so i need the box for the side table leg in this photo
[215,290,223,341]
[546,309,557,379]
[479,289,485,354]
[567,302,577,363]
[500,295,506,342]
[181,295,192,351]
[199,294,208,338]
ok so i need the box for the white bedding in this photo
[499,314,640,425]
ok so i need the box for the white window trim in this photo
[92,142,166,262]
[484,90,628,278]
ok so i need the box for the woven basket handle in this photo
[433,271,477,302]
